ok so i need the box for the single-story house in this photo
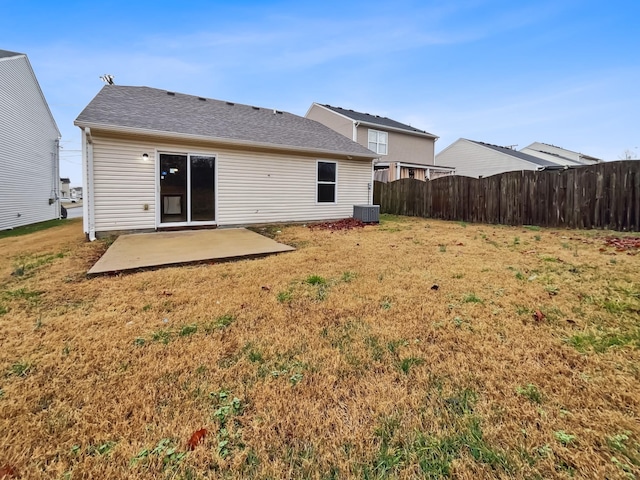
[0,49,61,231]
[305,103,454,182]
[520,142,602,166]
[435,138,577,178]
[74,86,378,240]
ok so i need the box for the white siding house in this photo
[0,49,60,231]
[435,138,570,178]
[520,142,602,166]
[75,86,377,240]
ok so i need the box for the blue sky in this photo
[2,0,638,185]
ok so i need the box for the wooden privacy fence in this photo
[373,160,640,231]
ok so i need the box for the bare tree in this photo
[618,148,638,160]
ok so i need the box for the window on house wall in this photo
[317,161,337,203]
[368,129,388,155]
[408,169,415,179]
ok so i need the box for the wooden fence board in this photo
[373,161,640,232]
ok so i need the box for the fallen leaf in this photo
[161,291,173,296]
[0,465,18,479]
[533,310,545,322]
[309,218,368,231]
[566,319,577,325]
[261,285,271,291]
[430,284,439,291]
[187,428,208,450]
[456,242,464,246]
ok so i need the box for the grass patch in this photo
[567,329,640,353]
[179,324,198,337]
[2,216,639,479]
[205,314,236,332]
[368,391,511,477]
[0,219,66,240]
[516,384,543,404]
[462,293,483,304]
[554,431,576,446]
[276,290,293,303]
[12,252,64,277]
[9,360,33,377]
[305,275,327,286]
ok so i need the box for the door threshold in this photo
[157,225,218,232]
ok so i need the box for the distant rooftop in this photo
[470,140,570,168]
[319,104,437,138]
[0,49,24,59]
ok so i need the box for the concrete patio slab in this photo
[88,228,295,275]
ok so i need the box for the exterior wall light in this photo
[142,153,149,161]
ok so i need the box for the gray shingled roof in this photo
[75,86,376,158]
[0,49,23,59]
[320,104,437,137]
[470,140,567,168]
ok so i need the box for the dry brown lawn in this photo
[0,216,639,479]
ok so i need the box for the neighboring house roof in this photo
[521,142,602,165]
[60,178,70,184]
[469,140,568,168]
[316,104,438,139]
[75,86,376,159]
[0,49,23,59]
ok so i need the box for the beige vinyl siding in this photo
[435,139,538,178]
[89,132,371,233]
[0,55,60,230]
[305,104,354,139]
[356,127,434,165]
[91,135,157,232]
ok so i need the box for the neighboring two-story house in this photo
[60,178,71,198]
[0,49,61,231]
[306,103,453,182]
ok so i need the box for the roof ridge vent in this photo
[198,97,206,101]
[226,101,234,106]
[167,91,175,96]
[273,109,283,114]
[252,106,260,110]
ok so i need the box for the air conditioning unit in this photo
[353,204,380,223]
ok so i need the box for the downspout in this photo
[83,127,96,241]
[396,162,401,181]
[353,121,359,142]
[53,138,60,217]
[370,158,376,205]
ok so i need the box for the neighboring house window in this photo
[368,129,388,155]
[317,161,337,203]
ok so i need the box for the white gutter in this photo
[73,121,376,161]
[82,127,96,241]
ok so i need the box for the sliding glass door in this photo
[159,153,215,224]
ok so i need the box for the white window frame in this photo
[316,160,338,204]
[368,129,388,155]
